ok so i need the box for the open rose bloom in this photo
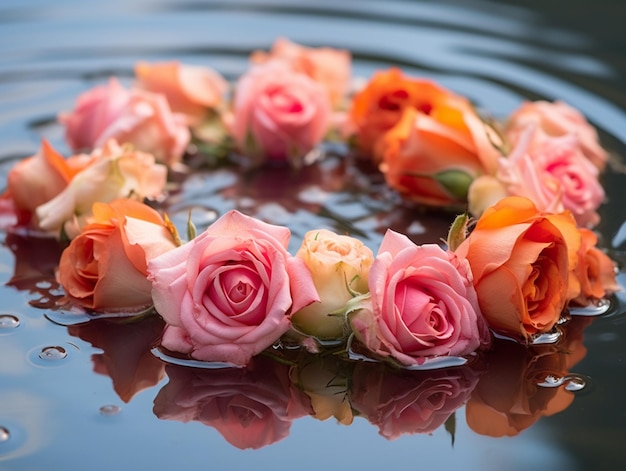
[349,229,491,366]
[229,61,332,168]
[58,198,178,313]
[147,210,319,366]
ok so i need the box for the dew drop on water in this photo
[38,346,67,361]
[99,405,121,416]
[568,298,613,317]
[530,328,562,345]
[0,426,9,443]
[564,375,587,392]
[0,314,20,329]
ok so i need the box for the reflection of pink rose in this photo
[153,356,309,449]
[148,210,319,366]
[59,78,190,166]
[497,124,604,227]
[350,230,490,365]
[229,61,331,167]
[68,315,166,403]
[351,362,480,439]
[250,37,351,108]
[505,100,607,170]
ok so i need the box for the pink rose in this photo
[496,124,604,227]
[147,210,319,366]
[135,61,229,126]
[59,77,190,166]
[505,100,607,170]
[351,362,480,439]
[350,230,490,365]
[153,356,309,449]
[229,61,332,167]
[250,37,351,108]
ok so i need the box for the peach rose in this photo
[58,198,178,313]
[35,139,167,236]
[5,140,92,227]
[351,362,480,439]
[505,100,607,170]
[348,68,500,166]
[229,61,332,167]
[455,196,581,341]
[135,61,228,126]
[153,356,308,449]
[147,210,319,366]
[379,106,498,207]
[496,124,604,227]
[59,77,190,166]
[349,230,490,365]
[250,37,351,108]
[570,228,619,306]
[291,229,373,339]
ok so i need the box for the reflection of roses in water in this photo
[466,316,592,437]
[68,315,166,403]
[350,362,480,439]
[153,356,311,450]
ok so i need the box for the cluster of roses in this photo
[0,38,619,369]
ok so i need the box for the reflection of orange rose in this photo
[466,316,591,437]
[349,68,499,170]
[570,228,619,306]
[58,199,177,313]
[68,316,166,403]
[455,197,581,341]
[351,362,480,439]
[153,356,310,450]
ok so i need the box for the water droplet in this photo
[537,374,588,392]
[564,375,587,392]
[568,297,613,317]
[99,404,121,416]
[0,314,20,329]
[530,328,562,345]
[0,426,9,442]
[38,346,67,361]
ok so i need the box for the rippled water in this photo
[1,1,625,470]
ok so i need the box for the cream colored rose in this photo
[292,229,374,339]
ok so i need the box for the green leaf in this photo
[444,412,456,448]
[446,212,470,252]
[187,210,197,241]
[433,169,473,201]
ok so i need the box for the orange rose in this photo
[58,198,177,313]
[135,61,228,126]
[5,140,92,227]
[348,68,500,167]
[455,196,581,341]
[379,106,497,206]
[570,228,619,305]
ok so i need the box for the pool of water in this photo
[1,1,625,470]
